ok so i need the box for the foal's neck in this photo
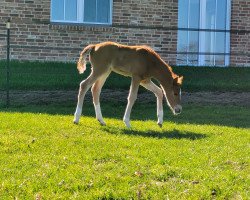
[153,63,175,86]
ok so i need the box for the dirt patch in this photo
[0,90,250,106]
[182,91,250,106]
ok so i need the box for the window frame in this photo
[177,0,231,67]
[50,0,113,25]
[198,0,231,66]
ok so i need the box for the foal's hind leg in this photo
[73,72,99,124]
[91,72,110,125]
[141,79,164,127]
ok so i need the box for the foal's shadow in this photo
[102,127,207,140]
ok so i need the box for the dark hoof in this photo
[157,123,162,128]
[73,121,79,125]
[98,120,106,126]
[100,122,106,126]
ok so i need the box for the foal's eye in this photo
[173,91,178,96]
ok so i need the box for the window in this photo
[177,0,231,66]
[51,0,112,25]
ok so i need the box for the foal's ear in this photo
[174,76,184,86]
[178,76,183,85]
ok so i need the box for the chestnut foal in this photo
[74,42,183,128]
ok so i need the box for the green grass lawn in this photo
[0,103,249,199]
[1,60,250,91]
[0,61,249,199]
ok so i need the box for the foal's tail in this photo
[77,44,95,74]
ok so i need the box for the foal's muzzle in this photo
[174,105,182,115]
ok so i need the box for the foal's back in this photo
[90,42,160,78]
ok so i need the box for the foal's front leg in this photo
[141,80,164,127]
[123,76,141,128]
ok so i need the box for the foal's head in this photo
[160,75,184,115]
[172,76,183,115]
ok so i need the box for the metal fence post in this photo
[6,19,10,108]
